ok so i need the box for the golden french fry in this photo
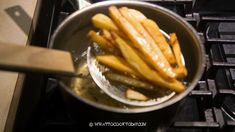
[113,33,185,93]
[96,55,141,77]
[92,13,119,31]
[128,8,147,21]
[119,7,158,53]
[92,13,126,39]
[170,33,188,78]
[126,88,148,101]
[120,7,167,69]
[87,30,115,53]
[173,67,188,79]
[120,7,176,66]
[100,29,116,47]
[170,33,184,67]
[109,6,176,79]
[141,19,176,65]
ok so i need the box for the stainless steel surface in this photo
[50,1,205,113]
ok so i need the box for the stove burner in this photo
[217,22,235,121]
[222,96,235,120]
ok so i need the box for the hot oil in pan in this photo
[70,53,128,108]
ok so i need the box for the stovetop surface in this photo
[13,0,235,132]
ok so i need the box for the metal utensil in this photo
[87,30,176,106]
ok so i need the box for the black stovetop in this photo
[12,0,235,132]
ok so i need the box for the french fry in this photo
[96,55,141,78]
[120,7,167,69]
[173,67,188,79]
[92,13,119,31]
[128,8,147,21]
[120,8,176,66]
[113,32,185,93]
[92,13,126,39]
[141,19,176,65]
[170,33,188,78]
[87,30,115,53]
[100,29,116,46]
[105,72,155,91]
[119,7,159,55]
[126,88,148,101]
[109,6,176,79]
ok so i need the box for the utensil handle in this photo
[0,42,75,76]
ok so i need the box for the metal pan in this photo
[50,1,205,114]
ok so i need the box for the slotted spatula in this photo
[86,30,176,107]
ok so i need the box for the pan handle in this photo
[0,42,76,76]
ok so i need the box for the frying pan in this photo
[49,1,206,114]
[0,1,205,115]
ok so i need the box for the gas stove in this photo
[11,0,235,131]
